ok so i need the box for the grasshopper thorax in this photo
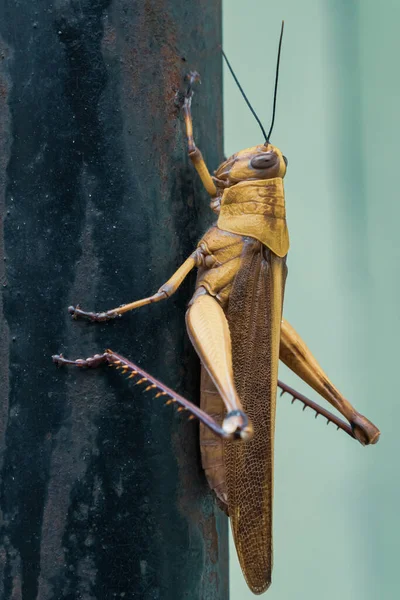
[213,143,287,189]
[214,143,290,257]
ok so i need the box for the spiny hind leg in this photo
[186,288,253,440]
[279,318,380,446]
[52,350,239,440]
[69,253,197,322]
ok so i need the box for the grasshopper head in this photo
[214,143,287,187]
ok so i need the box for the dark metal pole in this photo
[0,2,227,599]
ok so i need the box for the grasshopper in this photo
[53,24,380,595]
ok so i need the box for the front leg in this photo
[69,253,197,322]
[180,72,217,198]
[279,318,380,446]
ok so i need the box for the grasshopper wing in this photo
[225,241,287,594]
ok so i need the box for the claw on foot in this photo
[52,353,64,366]
[350,413,380,446]
[185,70,201,97]
[175,71,201,110]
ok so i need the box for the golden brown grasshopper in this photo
[53,24,380,595]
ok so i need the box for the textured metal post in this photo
[0,2,227,599]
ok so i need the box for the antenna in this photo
[266,21,284,142]
[221,21,285,144]
[221,49,268,142]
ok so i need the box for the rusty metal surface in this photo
[0,1,226,599]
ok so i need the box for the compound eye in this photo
[282,155,288,167]
[250,151,276,169]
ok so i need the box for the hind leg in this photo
[52,350,241,440]
[279,318,380,445]
[186,288,253,440]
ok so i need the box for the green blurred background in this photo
[222,1,399,598]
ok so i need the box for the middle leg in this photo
[69,253,198,322]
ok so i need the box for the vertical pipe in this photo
[0,1,227,598]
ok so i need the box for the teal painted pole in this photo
[0,2,228,598]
